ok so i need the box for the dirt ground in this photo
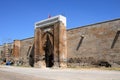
[0,66,120,80]
[0,71,48,80]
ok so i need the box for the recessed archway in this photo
[43,32,54,67]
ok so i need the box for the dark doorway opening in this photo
[44,34,54,67]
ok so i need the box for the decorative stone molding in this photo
[35,15,66,28]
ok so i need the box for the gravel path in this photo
[0,66,120,80]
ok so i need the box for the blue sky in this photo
[0,0,120,44]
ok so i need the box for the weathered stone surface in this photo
[0,45,4,58]
[13,40,20,58]
[53,23,60,67]
[19,38,34,66]
[59,22,67,67]
[67,19,120,67]
[20,38,33,58]
[34,21,67,68]
[34,28,42,63]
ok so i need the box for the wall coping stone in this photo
[35,15,66,28]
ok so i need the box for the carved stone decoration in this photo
[34,15,67,68]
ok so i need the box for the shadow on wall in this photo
[111,31,120,48]
[27,44,34,67]
[67,57,112,67]
[68,57,95,66]
[76,35,84,51]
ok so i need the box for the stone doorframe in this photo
[34,15,67,68]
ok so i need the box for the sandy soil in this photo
[0,70,48,80]
[0,66,120,80]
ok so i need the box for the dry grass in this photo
[68,66,120,71]
[99,67,120,71]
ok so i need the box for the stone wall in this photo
[20,37,34,58]
[0,43,13,64]
[0,18,120,68]
[19,37,34,66]
[13,40,20,58]
[67,19,120,67]
[0,45,3,58]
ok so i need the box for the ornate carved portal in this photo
[34,26,54,68]
[34,20,67,68]
[34,15,67,68]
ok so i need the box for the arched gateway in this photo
[34,15,67,68]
